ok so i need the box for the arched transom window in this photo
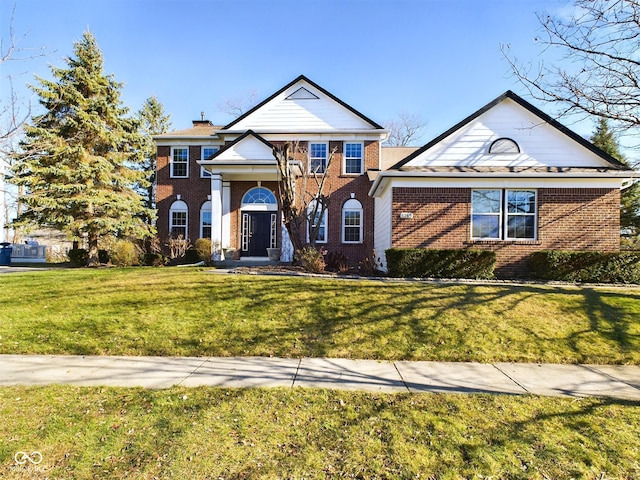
[241,187,278,211]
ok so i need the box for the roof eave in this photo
[368,169,640,197]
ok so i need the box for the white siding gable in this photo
[403,98,613,169]
[214,136,273,162]
[228,80,375,132]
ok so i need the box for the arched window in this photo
[241,187,277,211]
[307,199,327,243]
[488,137,520,154]
[342,198,363,243]
[200,201,212,239]
[169,200,188,238]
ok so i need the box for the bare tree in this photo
[383,111,427,147]
[272,142,336,256]
[1,3,48,242]
[217,90,259,119]
[503,0,640,149]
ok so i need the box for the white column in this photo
[210,173,224,260]
[222,182,231,249]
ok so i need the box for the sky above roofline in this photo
[4,0,633,162]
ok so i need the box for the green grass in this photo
[1,386,639,479]
[1,267,640,364]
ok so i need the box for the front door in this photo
[245,212,271,257]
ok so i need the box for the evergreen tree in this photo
[136,96,171,223]
[590,118,640,244]
[11,31,153,265]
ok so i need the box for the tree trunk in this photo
[87,233,100,266]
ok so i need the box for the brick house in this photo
[370,90,638,277]
[155,77,639,277]
[155,75,386,264]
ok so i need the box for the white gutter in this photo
[368,169,640,197]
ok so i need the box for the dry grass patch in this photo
[1,386,638,479]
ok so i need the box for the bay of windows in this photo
[471,189,536,240]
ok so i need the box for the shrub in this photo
[325,250,350,273]
[110,240,140,267]
[166,235,191,260]
[68,248,88,267]
[184,248,201,264]
[359,250,384,276]
[528,250,640,284]
[385,248,495,279]
[140,252,167,266]
[98,249,110,264]
[296,246,326,273]
[194,238,212,263]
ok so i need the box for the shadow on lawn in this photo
[449,395,640,477]
[189,276,639,364]
[3,269,638,363]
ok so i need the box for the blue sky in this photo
[2,0,582,144]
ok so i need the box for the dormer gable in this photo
[393,91,631,172]
[206,130,274,163]
[221,75,384,133]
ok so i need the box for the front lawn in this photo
[1,268,639,364]
[1,386,638,479]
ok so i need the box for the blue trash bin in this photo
[0,242,12,266]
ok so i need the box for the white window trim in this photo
[170,147,189,178]
[169,200,188,238]
[471,189,502,240]
[505,189,537,241]
[343,141,364,175]
[200,201,212,239]
[241,187,278,211]
[308,142,328,174]
[342,198,363,244]
[201,147,219,178]
[471,189,537,241]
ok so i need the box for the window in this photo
[169,200,188,238]
[201,147,219,177]
[488,138,520,154]
[200,201,212,238]
[307,200,327,243]
[171,147,188,177]
[344,142,363,174]
[471,189,536,240]
[506,190,536,239]
[241,187,277,207]
[309,142,327,174]
[471,190,501,239]
[342,198,363,243]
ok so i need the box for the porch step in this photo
[214,257,287,269]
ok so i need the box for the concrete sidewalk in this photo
[1,355,639,400]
